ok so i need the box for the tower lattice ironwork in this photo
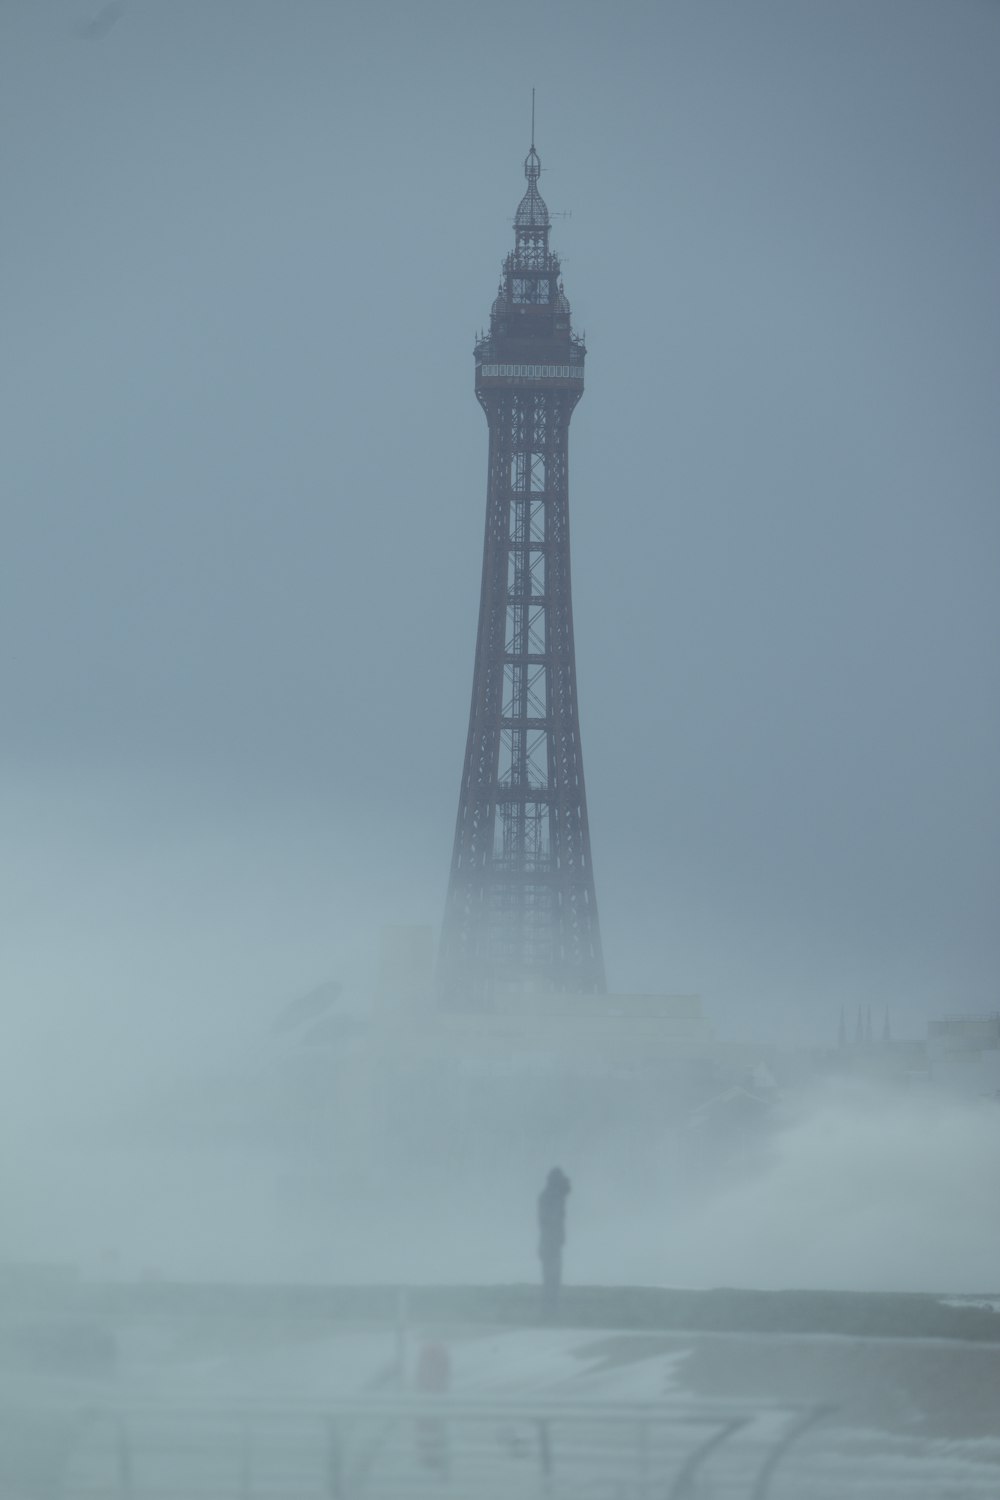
[438,134,606,1007]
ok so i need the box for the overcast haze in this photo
[2,0,998,1141]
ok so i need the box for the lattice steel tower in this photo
[438,132,606,1007]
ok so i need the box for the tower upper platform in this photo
[474,138,585,393]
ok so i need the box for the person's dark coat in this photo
[538,1167,571,1318]
[538,1167,571,1261]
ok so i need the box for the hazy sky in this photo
[2,0,998,1094]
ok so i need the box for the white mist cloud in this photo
[6,1028,999,1297]
[589,1081,1000,1295]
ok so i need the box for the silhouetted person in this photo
[537,1167,571,1320]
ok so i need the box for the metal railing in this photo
[0,1393,834,1500]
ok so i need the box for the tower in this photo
[438,131,605,1007]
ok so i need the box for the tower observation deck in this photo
[438,136,606,1008]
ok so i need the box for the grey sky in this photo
[1,0,998,1092]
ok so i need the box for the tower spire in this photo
[516,119,549,250]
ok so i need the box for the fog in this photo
[5,991,999,1297]
[4,771,997,1296]
[2,17,999,1487]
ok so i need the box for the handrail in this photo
[0,1391,839,1500]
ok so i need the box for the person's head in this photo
[546,1166,571,1194]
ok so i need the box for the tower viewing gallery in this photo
[438,138,605,1008]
